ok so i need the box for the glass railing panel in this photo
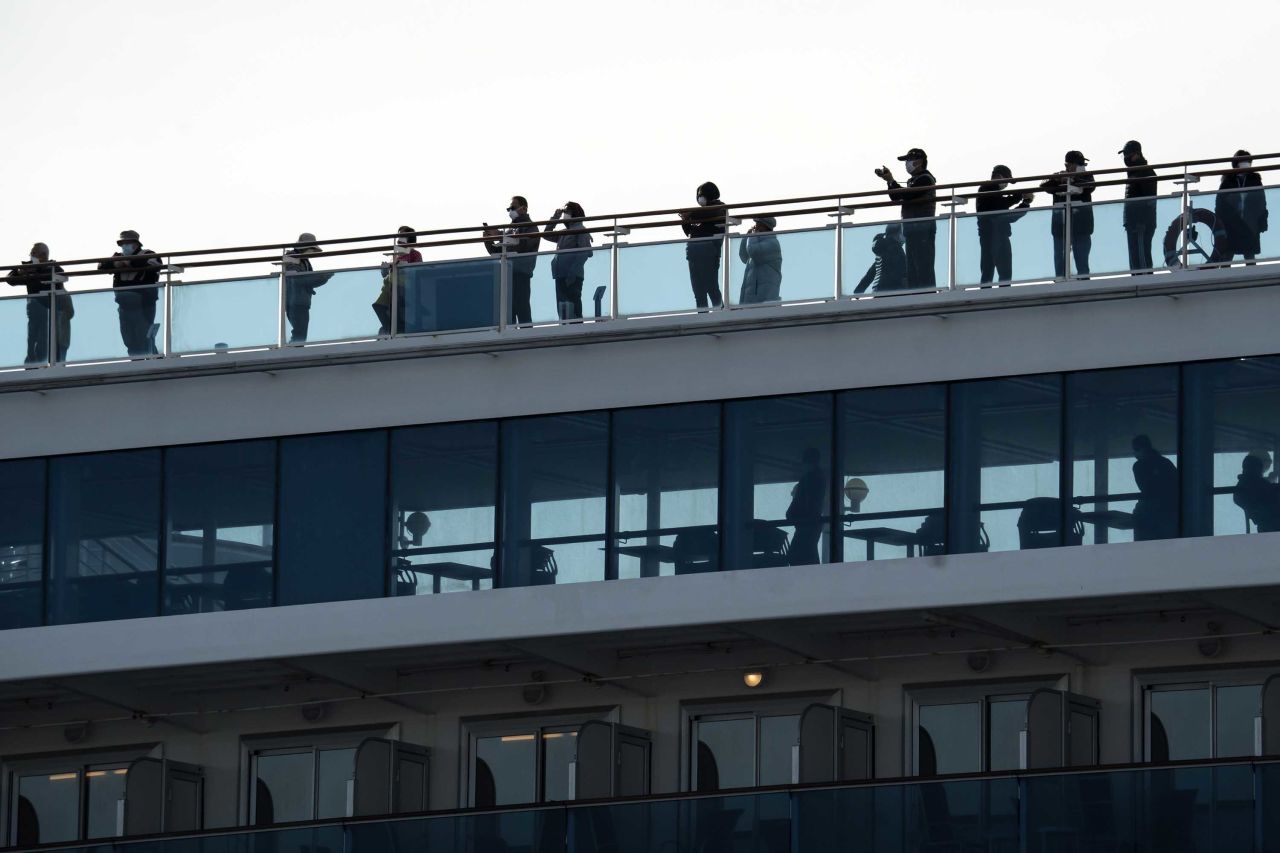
[169,276,280,354]
[284,266,382,345]
[1076,194,1187,278]
[726,226,835,307]
[1262,762,1280,852]
[954,205,1058,287]
[349,806,564,853]
[60,285,165,364]
[1183,184,1280,268]
[617,236,723,317]
[841,215,948,296]
[396,256,501,335]
[526,244,611,324]
[566,797,679,853]
[0,293,50,368]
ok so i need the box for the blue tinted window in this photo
[950,377,1062,553]
[839,385,946,560]
[1068,368,1179,545]
[0,459,46,630]
[613,404,721,578]
[48,450,161,624]
[391,422,497,596]
[278,432,387,605]
[724,394,833,569]
[501,414,608,587]
[164,441,276,614]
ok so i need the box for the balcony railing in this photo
[1,154,1278,374]
[12,758,1280,853]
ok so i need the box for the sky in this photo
[1,0,1278,279]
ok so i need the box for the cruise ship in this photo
[1,151,1278,853]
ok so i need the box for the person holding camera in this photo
[99,229,163,357]
[1120,141,1158,273]
[541,202,594,320]
[484,196,539,324]
[5,242,72,363]
[876,148,937,289]
[975,165,1033,285]
[1039,150,1096,278]
[737,216,783,304]
[679,181,727,309]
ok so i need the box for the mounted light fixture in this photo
[743,671,766,689]
[844,478,869,512]
[405,512,432,546]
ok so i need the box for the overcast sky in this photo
[1,0,1276,276]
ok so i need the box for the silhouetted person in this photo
[541,201,593,320]
[5,242,71,363]
[373,226,424,334]
[854,224,908,293]
[1213,150,1269,265]
[680,181,727,308]
[1233,453,1280,532]
[485,196,539,324]
[1120,140,1158,273]
[738,216,782,304]
[281,233,331,343]
[1131,435,1178,541]
[1040,151,1096,277]
[99,229,162,356]
[975,165,1033,285]
[786,447,826,566]
[876,147,937,289]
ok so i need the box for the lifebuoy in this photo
[1162,206,1226,268]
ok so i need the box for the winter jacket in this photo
[1215,171,1269,255]
[486,213,540,276]
[5,259,67,295]
[1040,170,1097,237]
[737,233,782,303]
[888,170,937,220]
[99,250,163,302]
[975,181,1031,236]
[1123,158,1159,228]
[854,232,908,293]
[283,253,334,294]
[683,182,727,259]
[542,222,594,280]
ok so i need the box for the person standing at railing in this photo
[876,148,937,290]
[680,182,727,309]
[373,226,424,334]
[1213,150,1269,266]
[99,230,162,357]
[1120,141,1158,274]
[541,202,593,320]
[737,216,782,304]
[281,233,331,343]
[975,166,1033,286]
[5,242,72,364]
[1039,151,1096,278]
[484,197,539,325]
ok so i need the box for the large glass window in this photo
[724,394,833,570]
[838,384,946,560]
[0,458,45,630]
[8,757,151,847]
[613,403,721,578]
[164,441,276,615]
[249,743,360,826]
[84,766,129,839]
[14,771,80,846]
[1145,678,1268,762]
[912,682,1063,777]
[390,422,497,596]
[1183,357,1280,537]
[500,414,608,587]
[277,432,387,605]
[48,450,161,625]
[950,377,1062,553]
[1068,367,1179,545]
[466,714,613,807]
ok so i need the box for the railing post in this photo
[721,210,733,309]
[1181,165,1193,269]
[948,189,958,290]
[162,254,173,357]
[278,251,287,347]
[497,247,510,332]
[388,238,399,339]
[1017,775,1029,853]
[609,217,621,321]
[834,198,845,299]
[1063,176,1074,280]
[47,271,57,366]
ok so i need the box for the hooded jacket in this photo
[683,182,728,258]
[737,231,782,302]
[542,220,594,280]
[1215,170,1269,255]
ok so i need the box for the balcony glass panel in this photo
[1079,194,1184,277]
[286,266,382,345]
[0,293,56,368]
[617,237,723,317]
[727,226,835,307]
[1068,366,1180,545]
[475,733,537,806]
[0,458,45,630]
[164,440,276,615]
[613,403,720,579]
[390,422,497,596]
[842,215,948,296]
[48,449,161,625]
[953,205,1057,287]
[724,394,834,570]
[169,276,279,354]
[397,257,501,335]
[526,245,611,323]
[839,384,946,561]
[1184,183,1279,267]
[60,285,165,363]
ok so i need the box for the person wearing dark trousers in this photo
[853,224,908,294]
[786,448,826,567]
[541,201,593,320]
[975,165,1032,285]
[876,147,937,290]
[373,226,424,334]
[1213,150,1269,265]
[99,229,162,356]
[680,181,727,309]
[5,242,72,364]
[485,196,539,324]
[282,232,330,343]
[1131,434,1178,541]
[1040,151,1096,278]
[1120,140,1158,273]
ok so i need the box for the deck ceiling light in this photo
[743,671,766,689]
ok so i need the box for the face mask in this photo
[29,254,39,263]
[906,160,922,173]
[696,196,708,206]
[121,243,138,255]
[507,208,520,221]
[395,237,409,246]
[1238,161,1253,170]
[1073,163,1087,172]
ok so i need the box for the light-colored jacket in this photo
[738,233,782,304]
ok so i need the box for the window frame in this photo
[1134,666,1279,762]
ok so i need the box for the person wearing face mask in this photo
[1119,141,1158,274]
[98,229,163,356]
[853,224,908,294]
[975,165,1033,286]
[737,216,783,304]
[484,196,539,324]
[679,181,727,309]
[5,242,72,364]
[1039,151,1096,278]
[875,148,937,289]
[1213,150,1269,265]
[373,226,425,334]
[541,202,594,320]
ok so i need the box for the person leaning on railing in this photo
[1213,150,1269,266]
[541,202,593,320]
[99,230,162,357]
[876,147,937,290]
[1039,151,1096,278]
[5,242,72,364]
[679,182,727,309]
[1120,140,1158,274]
